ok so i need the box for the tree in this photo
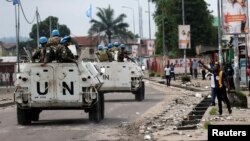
[29,16,70,42]
[88,5,133,43]
[152,0,217,57]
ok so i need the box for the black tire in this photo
[31,110,41,121]
[88,94,102,123]
[141,81,145,100]
[17,106,31,125]
[100,92,105,120]
[135,81,144,101]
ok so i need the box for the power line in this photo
[20,1,36,24]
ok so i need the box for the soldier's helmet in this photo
[98,44,103,50]
[119,44,126,49]
[61,36,71,44]
[39,36,48,44]
[52,29,60,37]
[114,42,120,47]
[107,43,113,49]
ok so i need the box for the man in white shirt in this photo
[206,72,216,106]
[164,65,171,86]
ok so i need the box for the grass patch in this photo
[203,121,211,129]
[209,107,217,115]
[149,71,155,77]
[181,75,191,83]
[228,91,247,108]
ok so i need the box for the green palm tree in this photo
[88,5,131,43]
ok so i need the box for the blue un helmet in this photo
[113,42,120,47]
[119,44,126,49]
[61,36,71,44]
[39,36,48,44]
[98,44,103,50]
[52,29,60,37]
[107,43,113,49]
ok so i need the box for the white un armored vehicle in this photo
[96,61,145,101]
[14,62,104,125]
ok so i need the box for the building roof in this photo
[73,36,101,47]
[0,43,16,50]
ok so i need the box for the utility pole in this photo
[14,2,20,72]
[148,0,151,39]
[182,0,187,76]
[162,10,166,76]
[217,0,223,66]
[36,7,39,48]
[233,35,240,91]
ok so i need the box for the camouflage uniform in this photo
[106,49,114,62]
[48,37,61,60]
[31,46,55,63]
[96,50,109,62]
[56,45,75,63]
[118,49,130,62]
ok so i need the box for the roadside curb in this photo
[144,78,208,92]
[0,102,14,107]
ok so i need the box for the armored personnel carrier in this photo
[96,61,145,101]
[14,62,104,125]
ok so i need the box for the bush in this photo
[149,72,155,77]
[203,121,211,129]
[209,107,217,115]
[156,73,161,77]
[181,75,191,83]
[228,91,247,108]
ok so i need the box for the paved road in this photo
[0,82,166,141]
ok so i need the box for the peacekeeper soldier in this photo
[48,29,61,46]
[118,44,131,62]
[48,29,61,59]
[95,45,109,62]
[106,43,114,62]
[31,36,55,66]
[56,36,76,63]
[110,42,121,61]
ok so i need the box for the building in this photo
[0,56,16,86]
[0,42,16,56]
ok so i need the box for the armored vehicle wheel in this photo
[100,93,105,120]
[31,110,41,121]
[89,93,103,122]
[17,106,31,125]
[141,81,145,100]
[135,81,145,101]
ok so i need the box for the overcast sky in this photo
[0,0,217,39]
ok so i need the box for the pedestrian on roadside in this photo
[224,62,235,92]
[170,63,176,81]
[199,61,232,115]
[202,67,206,80]
[164,65,171,86]
[193,59,199,79]
[189,58,193,77]
[206,72,216,106]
